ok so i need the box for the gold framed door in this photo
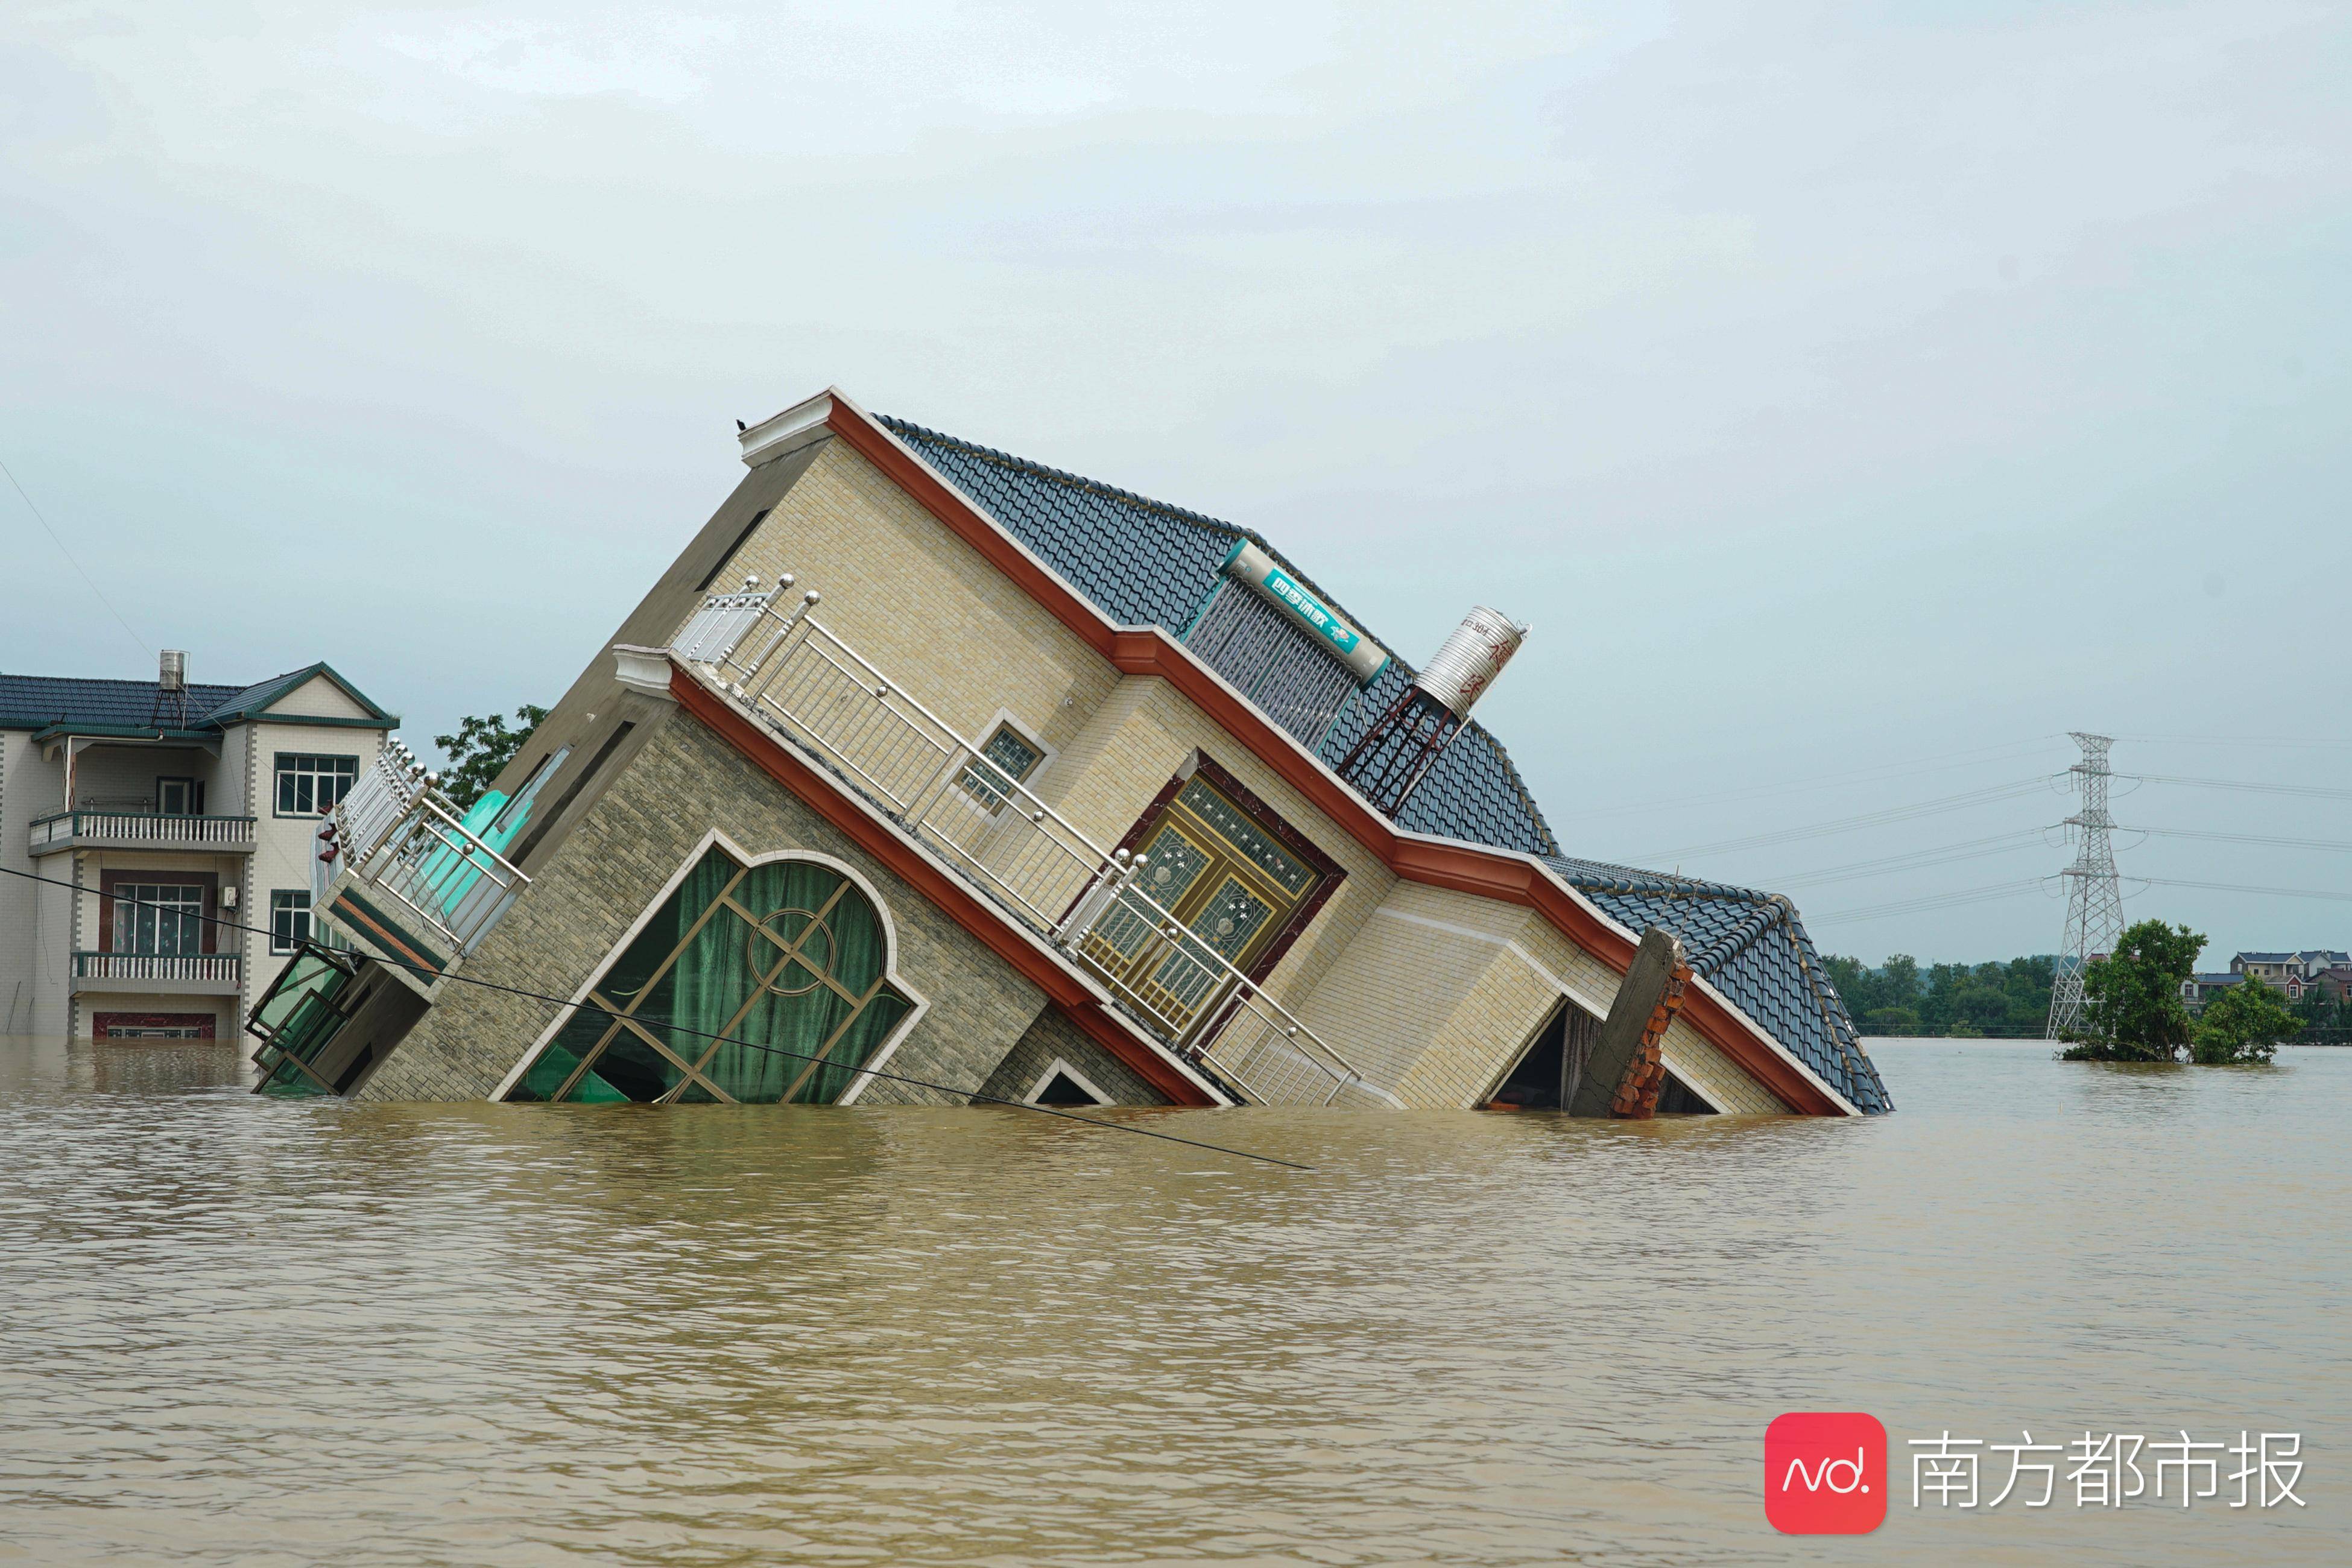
[1078,776,1323,1029]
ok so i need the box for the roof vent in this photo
[151,649,190,727]
[1335,608,1529,815]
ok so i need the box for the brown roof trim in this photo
[671,667,1219,1108]
[820,394,1849,1117]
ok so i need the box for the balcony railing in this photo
[675,575,1394,1108]
[30,811,257,853]
[73,951,241,984]
[322,751,530,960]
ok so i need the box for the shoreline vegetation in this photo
[1829,946,2350,1046]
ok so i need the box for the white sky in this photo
[4,1,2348,964]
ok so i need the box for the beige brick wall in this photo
[359,708,1058,1105]
[713,441,1119,759]
[1658,1017,1792,1115]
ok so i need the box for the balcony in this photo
[314,753,531,982]
[30,810,257,856]
[72,951,243,994]
[669,576,1397,1108]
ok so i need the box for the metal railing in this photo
[30,811,256,852]
[677,575,1395,1107]
[323,746,530,959]
[74,951,241,984]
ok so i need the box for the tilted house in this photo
[248,389,1891,1117]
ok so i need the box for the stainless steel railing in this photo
[675,577,1396,1107]
[324,745,530,959]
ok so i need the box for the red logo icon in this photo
[1765,1412,1888,1534]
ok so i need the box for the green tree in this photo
[434,704,549,811]
[2193,976,2297,1064]
[2060,919,2204,1063]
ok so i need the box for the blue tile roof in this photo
[0,666,393,733]
[880,417,1556,858]
[876,415,1889,1114]
[1548,859,1894,1114]
[0,674,247,732]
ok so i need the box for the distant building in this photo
[2182,950,2352,1011]
[0,657,396,1040]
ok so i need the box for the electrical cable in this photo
[2123,772,2352,801]
[1768,827,2056,891]
[0,864,1310,1172]
[0,450,150,659]
[2128,876,2352,904]
[1552,735,2066,824]
[1631,776,2056,863]
[1806,877,2053,925]
[2123,825,2352,853]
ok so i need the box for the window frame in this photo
[488,829,931,1107]
[269,890,312,955]
[1100,752,1345,991]
[956,711,1053,816]
[1023,1057,1111,1107]
[156,775,203,816]
[273,752,361,818]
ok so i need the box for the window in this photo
[270,891,312,954]
[113,884,205,955]
[959,722,1045,812]
[274,753,359,817]
[156,776,203,815]
[505,845,919,1105]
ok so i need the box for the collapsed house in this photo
[247,389,1891,1117]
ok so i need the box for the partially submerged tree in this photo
[2192,975,2298,1064]
[2060,919,2203,1063]
[434,704,549,811]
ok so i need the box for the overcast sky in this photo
[4,2,2348,964]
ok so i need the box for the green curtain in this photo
[513,848,912,1105]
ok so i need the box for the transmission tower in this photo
[2046,732,2126,1040]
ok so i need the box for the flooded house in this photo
[248,389,1891,1118]
[0,660,394,1042]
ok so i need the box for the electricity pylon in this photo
[2046,732,2126,1040]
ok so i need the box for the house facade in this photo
[247,388,1891,1117]
[2182,950,2351,1010]
[0,659,396,1039]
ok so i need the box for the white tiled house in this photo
[0,657,396,1039]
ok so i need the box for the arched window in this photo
[506,844,917,1104]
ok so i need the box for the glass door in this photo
[1077,776,1323,1029]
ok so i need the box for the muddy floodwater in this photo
[0,1037,2344,1565]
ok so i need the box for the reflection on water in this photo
[0,1035,2344,1565]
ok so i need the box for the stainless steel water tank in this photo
[1412,608,1527,716]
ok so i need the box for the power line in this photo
[2126,771,2352,801]
[1632,776,2057,863]
[0,450,150,660]
[1771,827,2055,891]
[0,864,1309,1172]
[2112,733,2352,748]
[2125,825,2352,853]
[1554,736,2065,824]
[2131,876,2352,904]
[1808,877,2053,925]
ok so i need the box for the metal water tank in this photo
[1412,608,1528,716]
